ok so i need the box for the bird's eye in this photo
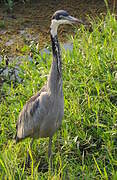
[59,15,62,19]
[59,15,68,20]
[59,15,65,20]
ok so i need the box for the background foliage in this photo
[0,12,117,179]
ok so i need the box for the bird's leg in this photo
[48,136,52,158]
[57,132,60,152]
[26,138,34,167]
[48,136,52,169]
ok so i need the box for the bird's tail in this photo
[14,124,20,143]
[15,134,20,143]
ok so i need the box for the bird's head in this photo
[50,10,84,37]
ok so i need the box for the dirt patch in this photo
[0,0,116,57]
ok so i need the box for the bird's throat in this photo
[47,34,63,95]
[50,19,58,37]
[51,35,62,75]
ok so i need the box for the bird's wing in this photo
[26,84,47,105]
[16,84,48,140]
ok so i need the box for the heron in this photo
[15,10,84,165]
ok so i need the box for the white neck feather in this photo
[50,19,59,37]
[50,19,71,37]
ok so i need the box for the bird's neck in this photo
[47,34,63,96]
[51,35,62,75]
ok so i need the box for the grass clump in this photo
[0,13,117,179]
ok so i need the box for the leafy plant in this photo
[0,13,117,179]
[4,0,14,11]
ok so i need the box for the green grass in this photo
[0,13,117,179]
[0,20,5,29]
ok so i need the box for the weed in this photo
[0,13,117,179]
[0,20,5,29]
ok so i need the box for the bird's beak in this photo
[66,15,85,25]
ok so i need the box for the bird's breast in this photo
[39,95,64,138]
